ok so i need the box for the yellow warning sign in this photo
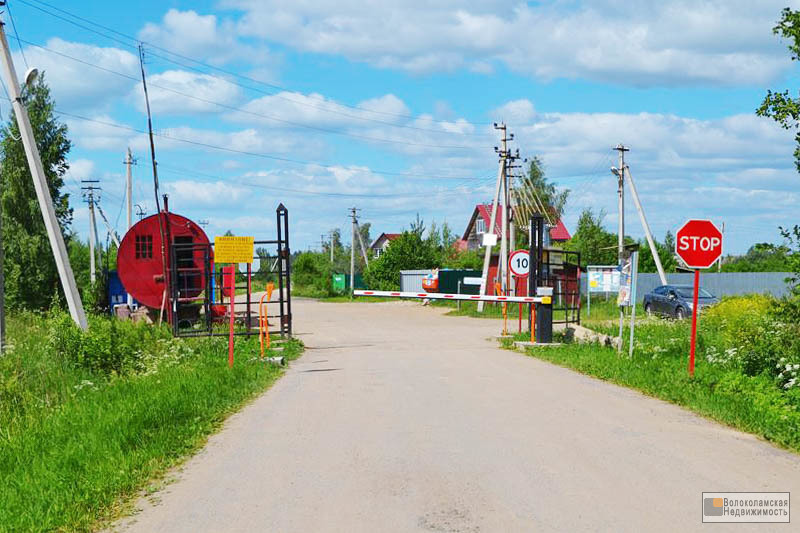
[214,236,254,264]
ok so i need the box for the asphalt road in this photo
[115,299,800,532]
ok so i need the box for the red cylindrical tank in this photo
[118,212,211,309]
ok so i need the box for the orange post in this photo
[259,282,275,358]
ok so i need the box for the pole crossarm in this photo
[354,289,548,304]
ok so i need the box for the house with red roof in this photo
[370,232,402,257]
[461,204,571,250]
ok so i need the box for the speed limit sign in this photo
[509,249,530,277]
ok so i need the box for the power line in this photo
[16,37,481,150]
[15,0,494,136]
[156,163,495,199]
[6,0,28,68]
[39,106,497,181]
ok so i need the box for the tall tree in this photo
[563,208,618,267]
[1,74,73,310]
[758,8,800,172]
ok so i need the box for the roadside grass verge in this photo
[507,340,800,453]
[501,294,800,453]
[0,311,302,532]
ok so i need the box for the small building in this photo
[461,204,571,250]
[370,232,402,257]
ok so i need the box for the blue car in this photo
[642,284,719,319]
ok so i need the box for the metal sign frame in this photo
[168,204,292,339]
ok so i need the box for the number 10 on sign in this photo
[509,250,530,278]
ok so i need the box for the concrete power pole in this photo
[624,166,668,286]
[0,20,88,329]
[477,123,509,312]
[613,144,629,264]
[82,180,100,284]
[354,221,369,266]
[350,208,358,294]
[125,147,134,233]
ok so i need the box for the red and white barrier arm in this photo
[354,289,549,304]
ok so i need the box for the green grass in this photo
[0,312,303,532]
[500,299,800,453]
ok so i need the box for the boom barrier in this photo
[354,289,550,304]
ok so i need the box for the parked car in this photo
[642,284,719,319]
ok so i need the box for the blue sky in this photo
[6,0,800,254]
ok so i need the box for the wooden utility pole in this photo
[0,19,87,329]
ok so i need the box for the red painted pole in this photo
[228,264,235,368]
[688,268,700,377]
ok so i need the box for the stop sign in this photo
[675,219,723,269]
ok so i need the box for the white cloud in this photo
[64,114,135,151]
[165,180,249,206]
[17,38,138,111]
[129,70,242,115]
[68,159,96,179]
[138,9,270,67]
[223,0,796,86]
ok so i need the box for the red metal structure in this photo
[117,211,211,309]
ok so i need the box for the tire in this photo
[675,307,685,320]
[644,303,653,317]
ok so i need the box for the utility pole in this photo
[330,230,335,262]
[612,144,629,352]
[506,147,521,296]
[613,144,629,264]
[320,234,326,253]
[478,123,509,312]
[349,208,359,294]
[96,203,120,247]
[124,147,135,234]
[82,180,101,284]
[0,20,87,329]
[354,221,369,266]
[624,166,667,285]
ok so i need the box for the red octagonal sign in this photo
[675,219,723,269]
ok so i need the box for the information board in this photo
[214,236,254,264]
[587,265,620,293]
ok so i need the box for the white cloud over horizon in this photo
[223,0,800,86]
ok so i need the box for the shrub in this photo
[363,232,438,290]
[292,252,334,296]
[701,295,800,378]
[48,311,177,375]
